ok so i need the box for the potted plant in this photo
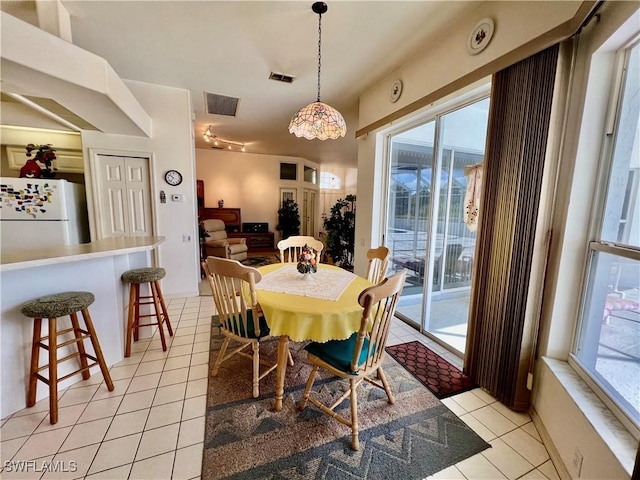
[323,194,356,270]
[276,198,301,240]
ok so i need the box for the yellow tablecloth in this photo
[255,263,372,342]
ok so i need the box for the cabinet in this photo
[229,232,274,251]
[201,207,274,251]
[6,146,84,173]
[202,208,241,233]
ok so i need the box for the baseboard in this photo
[530,407,572,480]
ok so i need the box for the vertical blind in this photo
[465,44,560,411]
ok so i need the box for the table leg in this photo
[275,335,289,412]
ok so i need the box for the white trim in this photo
[543,357,637,476]
[568,354,640,441]
[530,407,572,480]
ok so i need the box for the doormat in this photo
[386,340,477,399]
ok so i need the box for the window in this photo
[280,163,297,180]
[304,166,317,184]
[573,40,640,429]
[319,172,340,190]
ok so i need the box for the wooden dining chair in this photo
[298,269,407,450]
[204,256,283,398]
[277,235,324,263]
[366,246,390,284]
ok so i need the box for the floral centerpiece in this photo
[297,244,318,275]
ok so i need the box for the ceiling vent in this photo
[204,92,239,116]
[269,72,295,83]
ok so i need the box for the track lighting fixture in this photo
[203,126,246,152]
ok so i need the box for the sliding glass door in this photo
[386,96,490,354]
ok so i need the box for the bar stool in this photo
[122,267,173,357]
[20,291,115,424]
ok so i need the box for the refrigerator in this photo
[0,178,90,254]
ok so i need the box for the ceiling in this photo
[1,1,482,167]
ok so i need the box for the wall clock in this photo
[467,18,495,55]
[164,169,183,186]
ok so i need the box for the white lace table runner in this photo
[257,264,356,301]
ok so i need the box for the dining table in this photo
[253,262,373,411]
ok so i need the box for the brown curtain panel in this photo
[465,44,560,411]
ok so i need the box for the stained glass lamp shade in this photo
[288,2,346,141]
[288,101,346,140]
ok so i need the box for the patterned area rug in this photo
[200,254,279,296]
[202,325,490,479]
[386,341,477,399]
[241,253,280,268]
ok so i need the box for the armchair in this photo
[202,219,248,262]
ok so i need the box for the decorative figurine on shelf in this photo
[19,144,57,179]
[19,158,41,178]
[297,244,318,275]
[218,199,224,208]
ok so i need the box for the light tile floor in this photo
[0,293,561,480]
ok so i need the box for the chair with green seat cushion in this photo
[299,269,407,450]
[204,256,292,398]
[228,310,271,339]
[304,334,373,374]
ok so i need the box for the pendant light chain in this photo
[316,12,322,103]
[288,2,346,140]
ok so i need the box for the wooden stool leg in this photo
[150,281,168,351]
[27,318,42,408]
[154,280,173,336]
[70,312,90,380]
[81,309,115,391]
[48,317,59,425]
[125,283,137,357]
[133,284,141,342]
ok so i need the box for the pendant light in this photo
[288,2,346,140]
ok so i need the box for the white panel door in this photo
[96,154,152,238]
[303,189,316,237]
[125,159,152,235]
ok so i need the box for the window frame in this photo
[570,38,640,439]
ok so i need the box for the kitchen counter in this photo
[0,236,165,419]
[1,236,165,271]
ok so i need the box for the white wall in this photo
[195,148,321,242]
[357,2,582,129]
[82,81,199,297]
[356,1,639,477]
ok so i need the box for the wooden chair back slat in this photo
[350,269,407,373]
[366,246,390,284]
[277,236,323,263]
[205,257,262,338]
